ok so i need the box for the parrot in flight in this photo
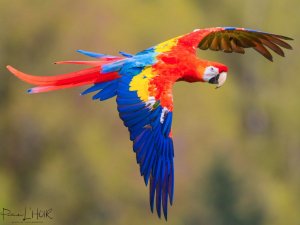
[7,27,293,220]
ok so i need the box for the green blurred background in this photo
[0,0,299,225]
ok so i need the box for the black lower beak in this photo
[208,74,220,84]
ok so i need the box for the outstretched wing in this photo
[179,27,293,61]
[117,65,174,220]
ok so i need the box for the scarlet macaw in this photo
[7,27,293,220]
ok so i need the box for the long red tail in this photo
[6,60,121,94]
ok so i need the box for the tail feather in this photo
[7,50,126,94]
[76,49,119,59]
[28,83,93,94]
[7,64,120,94]
[54,61,105,66]
[54,57,123,65]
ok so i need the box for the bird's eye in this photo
[210,67,215,72]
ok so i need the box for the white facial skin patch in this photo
[203,66,219,81]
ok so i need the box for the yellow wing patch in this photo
[155,36,181,53]
[129,36,180,102]
[129,67,156,102]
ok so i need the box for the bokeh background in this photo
[0,1,299,225]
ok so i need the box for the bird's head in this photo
[197,61,228,88]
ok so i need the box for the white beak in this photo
[216,72,227,88]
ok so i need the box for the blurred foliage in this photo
[185,156,265,225]
[0,0,299,225]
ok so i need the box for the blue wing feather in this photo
[116,65,174,220]
[80,57,175,220]
[81,79,119,102]
[77,49,114,58]
[119,51,133,58]
[74,50,174,220]
[80,82,111,95]
[117,103,145,114]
